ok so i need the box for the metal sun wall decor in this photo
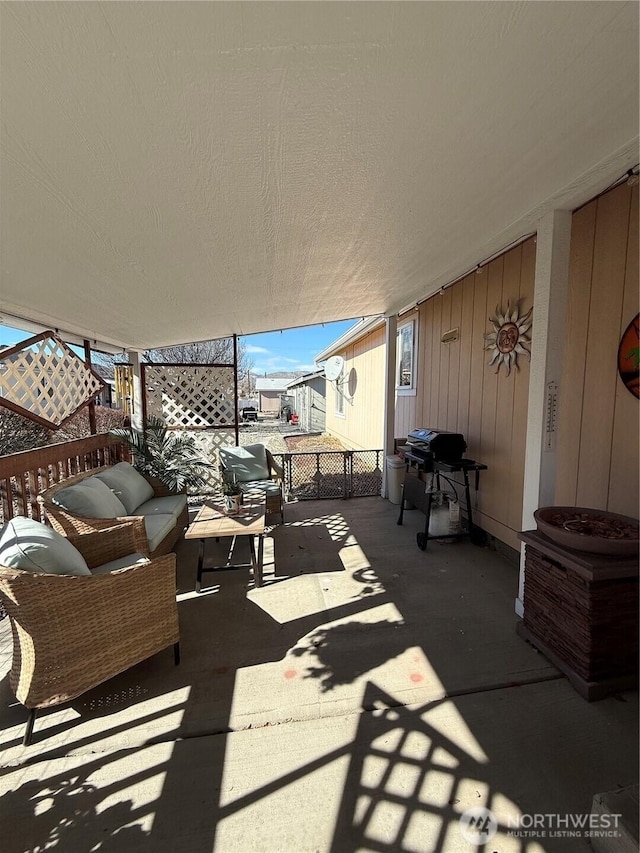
[0,331,105,429]
[617,312,639,399]
[484,299,533,376]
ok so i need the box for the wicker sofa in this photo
[38,462,188,558]
[0,516,180,745]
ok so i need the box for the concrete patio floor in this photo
[0,497,637,852]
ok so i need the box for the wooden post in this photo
[233,334,239,445]
[83,340,98,435]
[382,314,398,498]
[518,209,572,618]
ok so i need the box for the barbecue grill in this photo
[402,427,467,469]
[397,427,487,550]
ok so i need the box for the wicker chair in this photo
[219,444,285,523]
[0,522,180,746]
[38,465,188,558]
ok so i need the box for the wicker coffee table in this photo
[186,496,266,591]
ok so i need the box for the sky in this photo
[242,319,355,376]
[0,318,358,375]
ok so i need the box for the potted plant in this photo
[111,416,213,493]
[221,471,242,515]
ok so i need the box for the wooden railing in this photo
[0,433,128,525]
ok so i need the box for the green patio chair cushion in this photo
[136,494,187,521]
[91,552,151,575]
[220,444,270,483]
[53,477,127,519]
[143,514,177,553]
[0,516,91,576]
[95,462,154,515]
[240,480,281,497]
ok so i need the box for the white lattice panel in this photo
[0,332,104,429]
[185,428,237,493]
[144,365,236,427]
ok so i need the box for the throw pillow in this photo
[0,516,91,576]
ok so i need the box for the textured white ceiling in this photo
[1,1,638,351]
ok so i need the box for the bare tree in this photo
[143,338,255,395]
[91,338,254,389]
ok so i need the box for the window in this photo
[397,319,416,394]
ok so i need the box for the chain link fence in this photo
[274,449,383,501]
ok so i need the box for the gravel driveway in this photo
[238,419,302,454]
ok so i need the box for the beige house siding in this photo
[413,238,536,549]
[555,182,639,518]
[321,184,637,550]
[325,325,386,451]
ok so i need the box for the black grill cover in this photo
[407,428,467,464]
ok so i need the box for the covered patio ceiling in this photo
[0,1,638,352]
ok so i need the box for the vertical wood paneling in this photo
[406,238,535,544]
[467,268,488,464]
[608,183,639,516]
[478,256,504,518]
[507,238,535,531]
[447,284,462,431]
[428,297,442,426]
[415,306,428,431]
[554,182,638,519]
[493,247,520,525]
[576,186,631,507]
[419,301,433,425]
[438,289,452,427]
[554,201,597,505]
[457,274,475,443]
[397,395,417,437]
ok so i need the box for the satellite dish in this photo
[324,355,344,381]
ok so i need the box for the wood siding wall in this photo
[325,325,386,451]
[410,238,536,548]
[555,182,639,518]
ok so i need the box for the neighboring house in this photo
[96,379,115,409]
[316,181,639,554]
[255,378,289,414]
[287,371,326,433]
[316,318,386,452]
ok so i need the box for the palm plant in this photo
[111,416,212,493]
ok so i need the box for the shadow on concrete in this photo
[1,497,637,852]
